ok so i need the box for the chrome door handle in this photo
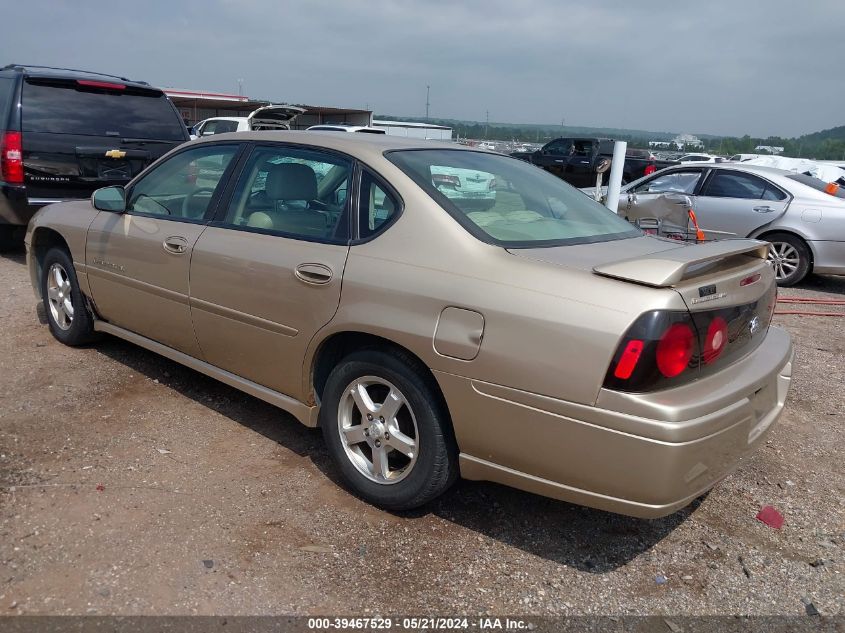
[295,263,333,285]
[753,206,773,213]
[163,236,188,254]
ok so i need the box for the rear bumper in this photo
[436,326,794,518]
[808,240,845,275]
[0,184,35,226]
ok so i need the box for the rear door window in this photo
[702,171,784,200]
[22,78,186,140]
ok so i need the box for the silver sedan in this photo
[614,163,845,285]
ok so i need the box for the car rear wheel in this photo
[320,349,458,510]
[41,247,96,346]
[765,232,810,287]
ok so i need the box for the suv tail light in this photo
[1,131,24,184]
[603,284,776,392]
[644,164,657,176]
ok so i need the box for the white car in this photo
[678,153,725,164]
[307,124,386,134]
[190,105,305,139]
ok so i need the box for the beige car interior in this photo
[235,162,330,238]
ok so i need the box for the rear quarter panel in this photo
[305,173,687,409]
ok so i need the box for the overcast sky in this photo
[2,0,843,138]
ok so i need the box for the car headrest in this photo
[265,162,318,201]
[246,211,274,230]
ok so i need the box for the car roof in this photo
[191,129,467,160]
[0,64,154,90]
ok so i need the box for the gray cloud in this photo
[3,0,843,137]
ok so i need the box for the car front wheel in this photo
[41,247,96,345]
[766,233,811,287]
[320,349,458,510]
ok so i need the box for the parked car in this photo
[614,163,845,285]
[678,153,723,164]
[0,64,189,251]
[190,105,305,139]
[510,137,677,187]
[429,165,497,210]
[306,124,386,134]
[26,132,793,517]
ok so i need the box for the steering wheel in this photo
[182,188,216,218]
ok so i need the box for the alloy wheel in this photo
[337,376,419,484]
[768,242,800,281]
[46,263,74,330]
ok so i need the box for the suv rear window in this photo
[22,79,186,140]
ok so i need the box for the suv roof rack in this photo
[1,64,149,85]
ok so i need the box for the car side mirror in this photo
[92,186,126,213]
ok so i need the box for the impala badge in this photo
[104,149,126,159]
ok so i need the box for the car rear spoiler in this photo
[592,239,769,287]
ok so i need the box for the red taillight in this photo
[488,177,497,190]
[740,273,761,286]
[702,316,728,364]
[656,322,695,378]
[613,339,644,379]
[644,164,656,176]
[77,79,126,90]
[0,131,24,184]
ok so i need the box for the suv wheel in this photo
[41,247,96,345]
[766,233,811,287]
[320,349,458,510]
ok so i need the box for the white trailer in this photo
[371,120,453,141]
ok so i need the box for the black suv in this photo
[0,64,189,250]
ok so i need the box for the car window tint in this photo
[388,149,640,247]
[703,171,769,199]
[222,145,352,243]
[0,77,13,124]
[359,171,398,239]
[635,171,702,194]
[126,145,237,219]
[202,120,238,135]
[21,79,185,140]
[761,184,787,201]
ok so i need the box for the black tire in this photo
[41,247,96,346]
[764,232,811,287]
[320,348,458,510]
[0,226,22,252]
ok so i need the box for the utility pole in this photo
[485,110,489,139]
[237,78,243,96]
[425,85,430,120]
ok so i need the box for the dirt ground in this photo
[0,249,843,616]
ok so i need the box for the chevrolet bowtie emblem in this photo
[104,149,126,159]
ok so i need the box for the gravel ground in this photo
[0,250,843,616]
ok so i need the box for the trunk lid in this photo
[247,105,305,130]
[509,235,777,377]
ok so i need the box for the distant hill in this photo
[375,115,681,143]
[377,114,845,159]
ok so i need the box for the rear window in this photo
[387,149,640,247]
[22,79,186,140]
[0,77,14,125]
[787,173,845,199]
